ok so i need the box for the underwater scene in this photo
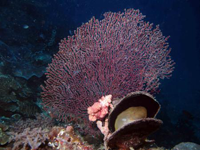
[0,0,200,149]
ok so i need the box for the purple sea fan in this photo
[41,9,174,123]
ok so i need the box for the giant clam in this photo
[106,91,163,150]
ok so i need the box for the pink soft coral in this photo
[87,95,113,121]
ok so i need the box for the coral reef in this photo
[8,127,49,150]
[0,125,9,146]
[48,126,94,150]
[0,0,199,149]
[0,75,20,103]
[0,75,41,122]
[172,142,200,150]
[41,9,174,135]
[4,125,94,150]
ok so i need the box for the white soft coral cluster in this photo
[8,127,49,150]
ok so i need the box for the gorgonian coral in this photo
[41,9,174,124]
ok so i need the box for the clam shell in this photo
[106,118,163,149]
[108,91,160,132]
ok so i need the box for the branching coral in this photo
[8,127,49,150]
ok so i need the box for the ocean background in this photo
[0,0,200,149]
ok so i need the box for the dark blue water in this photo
[0,0,199,149]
